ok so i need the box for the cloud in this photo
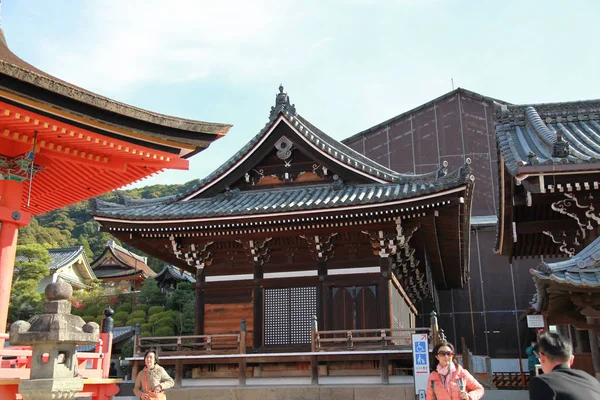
[34,0,336,94]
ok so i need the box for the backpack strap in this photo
[430,380,437,400]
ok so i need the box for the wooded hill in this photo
[17,179,201,271]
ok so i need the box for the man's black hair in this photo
[537,331,571,364]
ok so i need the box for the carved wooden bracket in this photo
[237,238,272,265]
[300,233,337,261]
[168,236,214,269]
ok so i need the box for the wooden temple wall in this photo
[198,271,417,351]
[344,90,542,358]
[204,289,254,348]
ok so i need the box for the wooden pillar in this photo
[317,260,327,331]
[587,317,600,381]
[380,354,389,384]
[253,263,264,350]
[378,256,392,329]
[239,319,247,385]
[0,180,29,351]
[194,268,205,335]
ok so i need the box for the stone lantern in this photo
[10,281,99,400]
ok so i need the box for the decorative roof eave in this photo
[496,99,600,180]
[0,58,232,138]
[95,184,470,227]
[178,86,449,201]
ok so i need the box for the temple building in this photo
[92,87,474,357]
[153,265,196,295]
[36,246,96,292]
[496,99,600,377]
[90,240,156,292]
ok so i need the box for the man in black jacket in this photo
[529,331,600,400]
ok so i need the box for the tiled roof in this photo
[531,235,600,311]
[154,265,196,283]
[172,86,453,201]
[92,164,473,221]
[77,326,134,352]
[531,235,600,287]
[496,99,600,179]
[47,246,85,271]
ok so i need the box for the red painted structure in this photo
[0,19,230,398]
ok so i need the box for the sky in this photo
[3,0,600,188]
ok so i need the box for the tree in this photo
[9,244,51,322]
[138,279,164,307]
[168,282,195,334]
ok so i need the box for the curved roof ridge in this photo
[0,28,231,135]
[176,87,455,201]
[525,106,555,146]
[108,240,148,264]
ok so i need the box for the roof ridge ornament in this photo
[269,84,296,120]
[552,129,570,158]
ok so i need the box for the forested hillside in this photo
[17,179,201,271]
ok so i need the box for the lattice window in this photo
[264,287,316,345]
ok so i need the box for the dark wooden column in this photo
[378,255,392,329]
[194,268,205,335]
[317,260,327,331]
[253,262,264,350]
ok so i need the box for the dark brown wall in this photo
[344,90,543,360]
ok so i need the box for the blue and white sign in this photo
[412,333,430,398]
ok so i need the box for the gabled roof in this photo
[90,240,155,279]
[496,99,600,180]
[91,86,475,223]
[47,246,86,271]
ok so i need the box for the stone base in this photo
[157,385,415,400]
[19,377,84,400]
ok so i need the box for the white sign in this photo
[412,333,430,399]
[527,315,545,328]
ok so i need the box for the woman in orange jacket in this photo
[426,342,484,400]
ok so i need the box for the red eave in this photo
[0,100,191,215]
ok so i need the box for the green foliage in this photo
[82,315,96,323]
[116,303,132,313]
[138,279,164,306]
[9,244,51,322]
[148,306,165,316]
[114,311,130,323]
[127,317,146,326]
[141,323,153,333]
[167,282,195,334]
[154,326,175,336]
[131,310,146,319]
[134,304,149,312]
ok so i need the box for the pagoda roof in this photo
[496,99,600,181]
[92,86,474,223]
[0,30,231,140]
[154,265,196,283]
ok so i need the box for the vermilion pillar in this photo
[0,180,30,342]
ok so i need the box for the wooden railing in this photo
[312,327,431,351]
[137,333,245,356]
